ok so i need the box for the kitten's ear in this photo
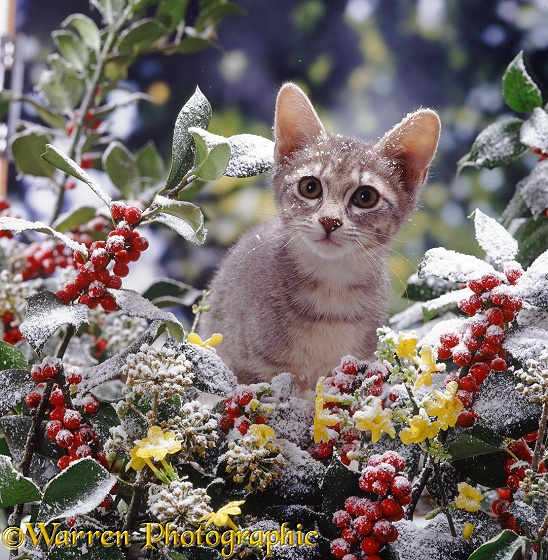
[377,109,440,191]
[274,83,326,162]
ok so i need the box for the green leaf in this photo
[38,55,85,113]
[321,458,360,517]
[177,178,206,201]
[0,216,88,255]
[0,369,34,416]
[165,87,212,191]
[143,195,206,244]
[195,1,244,31]
[103,141,140,198]
[116,19,169,53]
[503,51,542,113]
[19,290,89,355]
[89,405,120,447]
[447,424,505,461]
[420,288,473,322]
[38,458,115,524]
[515,159,548,220]
[458,118,527,171]
[176,36,214,53]
[20,95,66,129]
[110,289,185,341]
[142,277,202,307]
[452,451,508,488]
[52,30,89,73]
[0,455,42,507]
[52,205,100,233]
[515,216,548,268]
[0,416,64,460]
[136,141,166,183]
[156,0,189,29]
[519,107,548,152]
[467,530,525,560]
[403,273,458,302]
[0,341,28,370]
[62,13,101,53]
[500,188,532,228]
[11,129,55,178]
[42,144,113,207]
[190,129,230,180]
[47,542,126,559]
[90,0,126,25]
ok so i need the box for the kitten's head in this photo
[272,83,440,260]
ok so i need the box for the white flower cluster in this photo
[100,313,148,355]
[0,270,38,316]
[122,343,194,399]
[162,401,218,461]
[515,354,548,403]
[148,479,212,530]
[224,435,284,491]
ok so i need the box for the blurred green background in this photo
[13,0,548,312]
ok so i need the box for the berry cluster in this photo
[330,451,410,559]
[20,240,74,281]
[0,199,13,239]
[219,386,273,435]
[313,357,388,463]
[56,203,149,311]
[2,311,23,344]
[435,270,523,428]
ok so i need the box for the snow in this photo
[517,249,548,308]
[418,247,494,283]
[473,209,518,269]
[503,326,548,363]
[515,159,548,218]
[519,107,548,152]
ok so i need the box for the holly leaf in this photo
[117,18,169,52]
[473,209,518,269]
[189,128,230,180]
[11,129,55,178]
[467,530,526,560]
[418,247,494,283]
[19,291,89,354]
[142,278,202,307]
[514,217,548,268]
[62,13,101,53]
[0,455,42,507]
[515,159,548,220]
[103,141,141,198]
[520,107,548,153]
[516,249,548,307]
[447,424,505,461]
[52,205,99,233]
[504,326,548,364]
[502,51,542,113]
[0,369,34,416]
[52,30,89,72]
[0,340,28,370]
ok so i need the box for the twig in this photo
[405,462,432,520]
[433,461,457,537]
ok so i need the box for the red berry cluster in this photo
[219,386,271,435]
[435,270,523,428]
[313,357,388,463]
[330,451,410,560]
[0,199,13,239]
[56,203,149,311]
[2,311,23,344]
[20,241,74,281]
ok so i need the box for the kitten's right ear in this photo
[274,83,326,162]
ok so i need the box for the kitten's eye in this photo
[352,186,379,209]
[298,176,322,199]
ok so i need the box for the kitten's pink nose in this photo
[319,216,342,235]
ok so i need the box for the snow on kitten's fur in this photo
[199,83,440,389]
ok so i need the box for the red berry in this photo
[235,416,251,435]
[481,273,501,290]
[58,455,71,470]
[224,398,240,415]
[463,333,481,352]
[470,317,488,336]
[127,248,141,262]
[82,397,99,415]
[470,362,490,383]
[107,275,123,289]
[31,365,46,382]
[505,267,522,284]
[467,278,484,293]
[330,538,351,559]
[218,415,232,431]
[490,357,507,372]
[124,206,142,225]
[113,250,130,264]
[361,536,381,555]
[100,294,118,312]
[354,516,373,536]
[458,294,483,316]
[523,430,538,443]
[452,346,472,366]
[49,387,65,407]
[341,356,359,375]
[372,480,389,496]
[502,307,515,322]
[376,463,396,482]
[112,262,129,278]
[235,388,254,406]
[25,391,42,408]
[56,428,74,448]
[106,235,126,254]
[381,451,406,472]
[437,345,452,360]
[333,510,352,528]
[391,476,411,498]
[63,409,82,430]
[357,500,382,521]
[46,420,63,440]
[381,498,402,518]
[486,308,504,325]
[315,442,333,458]
[90,248,109,268]
[88,280,106,298]
[133,236,149,252]
[440,332,459,348]
[80,155,94,169]
[344,496,361,515]
[507,474,520,491]
[373,519,398,544]
[340,526,359,543]
[459,375,477,392]
[110,202,126,221]
[50,406,66,422]
[457,410,476,428]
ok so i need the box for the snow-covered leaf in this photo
[519,107,548,152]
[189,128,231,180]
[447,424,505,461]
[20,291,89,354]
[110,289,184,340]
[421,288,473,322]
[418,247,494,283]
[103,140,141,198]
[404,272,458,303]
[503,326,548,364]
[183,343,237,396]
[62,13,101,53]
[0,369,33,416]
[0,416,63,460]
[458,118,527,171]
[517,249,548,307]
[225,133,274,177]
[0,455,42,507]
[37,458,115,524]
[514,217,548,268]
[52,30,89,72]
[144,209,206,245]
[473,209,518,269]
[515,159,548,219]
[467,529,526,560]
[0,340,28,370]
[11,129,55,178]
[0,216,87,256]
[517,306,548,331]
[142,277,202,307]
[165,87,212,191]
[321,457,359,516]
[503,51,543,113]
[52,205,99,233]
[42,144,112,207]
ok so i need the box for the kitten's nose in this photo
[319,216,342,235]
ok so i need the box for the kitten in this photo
[199,83,440,390]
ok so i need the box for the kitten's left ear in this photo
[377,109,440,191]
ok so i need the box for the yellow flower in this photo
[313,378,342,444]
[414,345,446,389]
[424,381,463,430]
[353,398,395,443]
[128,426,182,482]
[456,483,483,513]
[399,409,440,445]
[462,522,475,540]
[200,500,245,531]
[187,332,223,351]
[248,424,275,447]
[395,332,419,362]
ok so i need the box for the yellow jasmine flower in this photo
[200,500,245,531]
[313,378,342,444]
[353,398,395,443]
[462,522,475,540]
[248,424,275,447]
[399,409,440,445]
[128,426,182,482]
[424,381,463,430]
[414,345,446,389]
[395,332,419,362]
[456,482,483,513]
[187,332,223,351]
